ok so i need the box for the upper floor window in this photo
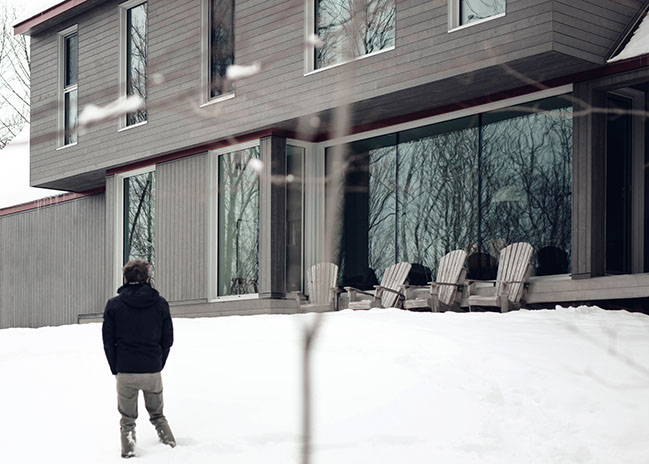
[450,0,505,30]
[120,0,147,127]
[58,26,78,146]
[310,0,395,71]
[202,0,235,103]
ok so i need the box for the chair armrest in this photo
[400,284,430,290]
[374,285,405,296]
[400,284,429,300]
[344,286,375,301]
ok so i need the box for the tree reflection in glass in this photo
[218,147,260,296]
[481,98,572,272]
[315,0,395,69]
[460,0,505,25]
[124,171,155,265]
[327,96,572,283]
[210,0,234,98]
[126,2,147,126]
[397,117,479,277]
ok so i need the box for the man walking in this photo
[102,259,176,458]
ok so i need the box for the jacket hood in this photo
[117,283,161,309]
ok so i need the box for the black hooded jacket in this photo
[102,283,173,375]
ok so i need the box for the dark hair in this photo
[122,259,152,284]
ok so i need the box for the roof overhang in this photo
[13,0,93,36]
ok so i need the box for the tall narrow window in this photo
[287,145,305,292]
[123,170,156,264]
[59,27,78,146]
[210,0,234,98]
[313,0,395,70]
[217,147,260,296]
[202,0,234,101]
[121,0,147,126]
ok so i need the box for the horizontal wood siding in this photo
[26,0,608,191]
[553,0,642,63]
[0,195,106,329]
[155,153,209,302]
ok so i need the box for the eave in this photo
[13,0,94,36]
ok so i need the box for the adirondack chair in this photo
[467,242,533,313]
[293,262,341,312]
[401,250,467,312]
[344,262,412,309]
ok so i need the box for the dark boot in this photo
[156,422,176,448]
[120,429,136,458]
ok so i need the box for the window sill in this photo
[448,12,506,33]
[56,142,78,151]
[208,293,260,302]
[200,92,235,108]
[305,45,395,76]
[118,120,148,132]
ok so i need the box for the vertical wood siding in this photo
[156,153,209,302]
[0,195,106,328]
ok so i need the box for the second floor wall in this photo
[28,0,642,191]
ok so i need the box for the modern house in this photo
[3,0,649,329]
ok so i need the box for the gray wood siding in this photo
[0,195,106,329]
[26,0,629,191]
[155,153,209,302]
[105,175,117,296]
[553,0,642,63]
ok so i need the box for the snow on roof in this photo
[14,0,66,25]
[609,10,649,63]
[0,125,67,210]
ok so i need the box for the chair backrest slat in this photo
[495,242,533,302]
[307,262,339,305]
[380,262,412,307]
[437,249,467,305]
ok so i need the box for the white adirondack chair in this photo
[401,250,467,312]
[467,242,533,313]
[293,262,340,312]
[345,262,412,310]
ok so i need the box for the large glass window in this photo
[218,147,260,296]
[60,29,78,146]
[123,170,155,264]
[208,0,234,99]
[460,0,505,26]
[314,0,395,70]
[397,117,479,275]
[327,96,572,285]
[287,145,305,293]
[480,99,572,275]
[124,1,147,126]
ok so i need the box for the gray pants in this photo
[116,372,169,432]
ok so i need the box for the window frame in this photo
[113,164,156,291]
[448,0,506,32]
[118,0,148,131]
[304,0,396,75]
[200,0,236,106]
[57,25,78,149]
[207,139,261,301]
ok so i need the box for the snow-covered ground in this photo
[1,307,648,463]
